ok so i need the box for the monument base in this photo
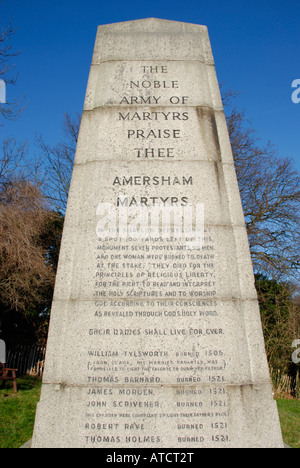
[32,380,283,448]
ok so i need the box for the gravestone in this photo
[32,18,284,448]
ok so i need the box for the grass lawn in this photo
[0,378,42,449]
[0,378,299,448]
[276,399,300,449]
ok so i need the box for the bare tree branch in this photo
[36,113,80,212]
[0,180,56,312]
[0,137,28,186]
[223,91,300,280]
[0,20,26,123]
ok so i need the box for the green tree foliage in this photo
[255,274,299,373]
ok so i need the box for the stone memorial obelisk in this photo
[32,19,284,448]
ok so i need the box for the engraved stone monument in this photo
[32,18,284,448]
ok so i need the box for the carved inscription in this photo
[83,62,230,447]
[118,65,189,159]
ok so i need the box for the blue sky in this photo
[1,0,300,172]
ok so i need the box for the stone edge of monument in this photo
[92,17,214,64]
[31,18,285,449]
[20,439,292,449]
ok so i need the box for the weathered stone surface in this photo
[32,18,284,448]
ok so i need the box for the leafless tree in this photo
[0,130,59,320]
[36,113,80,211]
[0,19,25,122]
[224,92,300,280]
[0,179,56,312]
[0,137,28,186]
